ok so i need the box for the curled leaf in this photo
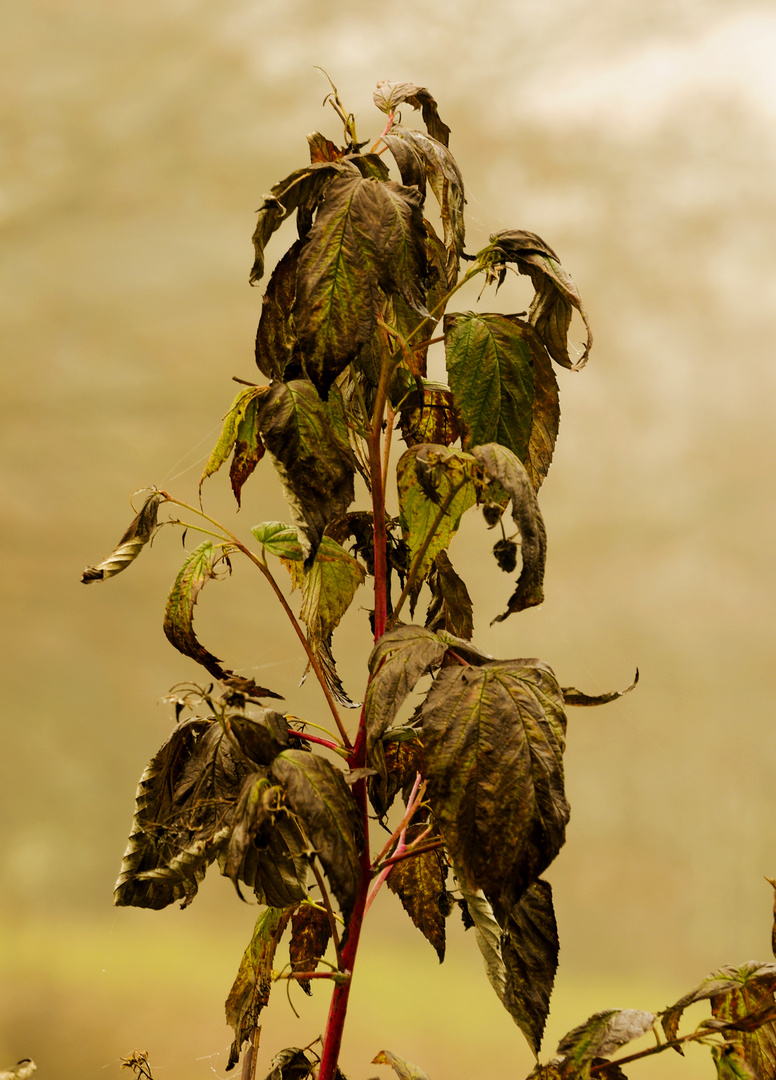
[556,1010,655,1077]
[81,491,164,583]
[562,671,639,707]
[373,80,452,146]
[365,623,447,748]
[372,1050,431,1080]
[200,387,267,499]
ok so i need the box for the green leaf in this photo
[445,313,559,489]
[254,380,357,563]
[199,385,267,498]
[425,550,474,640]
[555,1010,655,1079]
[255,241,303,381]
[249,160,355,284]
[225,907,294,1070]
[365,624,447,748]
[251,521,304,561]
[421,659,569,899]
[487,230,593,370]
[383,126,465,286]
[289,903,332,994]
[386,822,448,961]
[471,443,547,620]
[397,445,478,583]
[373,80,452,146]
[81,490,165,583]
[372,1050,432,1080]
[712,1045,759,1080]
[294,174,428,395]
[271,749,362,925]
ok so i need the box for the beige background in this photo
[2,1,776,1077]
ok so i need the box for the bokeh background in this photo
[3,1,776,1077]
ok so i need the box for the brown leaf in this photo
[373,80,452,146]
[425,550,473,641]
[387,823,448,961]
[81,490,165,583]
[562,671,639,707]
[289,905,332,994]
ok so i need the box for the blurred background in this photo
[2,0,776,1077]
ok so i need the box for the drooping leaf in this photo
[457,877,509,1013]
[162,542,231,682]
[555,1010,655,1079]
[81,490,165,583]
[249,160,356,284]
[425,550,474,640]
[229,396,266,507]
[397,445,478,583]
[225,906,294,1070]
[346,152,392,182]
[368,728,425,819]
[271,749,362,925]
[115,718,250,910]
[383,126,465,286]
[258,1047,317,1080]
[487,230,593,370]
[399,382,461,449]
[372,1049,432,1080]
[365,623,447,748]
[471,443,547,620]
[562,671,639,707]
[374,80,452,146]
[293,174,428,396]
[289,903,333,994]
[386,822,448,961]
[445,313,559,489]
[255,241,303,381]
[254,381,357,563]
[421,659,569,899]
[199,386,268,497]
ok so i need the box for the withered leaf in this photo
[372,1049,432,1080]
[373,80,452,146]
[308,132,345,163]
[200,386,268,499]
[445,312,559,490]
[425,550,474,641]
[254,381,357,563]
[81,490,165,583]
[365,624,447,749]
[488,230,592,370]
[399,382,460,449]
[421,659,568,900]
[258,1047,317,1080]
[255,241,303,381]
[225,907,294,1070]
[387,823,447,961]
[368,728,425,819]
[471,443,547,620]
[289,904,332,994]
[556,1010,655,1079]
[562,671,639,707]
[271,749,362,925]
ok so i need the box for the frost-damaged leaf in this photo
[255,381,356,563]
[421,659,568,899]
[271,749,362,925]
[397,445,478,583]
[255,240,303,381]
[199,386,268,500]
[249,160,355,284]
[562,671,639,707]
[365,623,447,748]
[445,313,559,490]
[289,903,332,994]
[81,490,164,583]
[497,879,560,1056]
[556,1010,655,1079]
[488,230,593,370]
[163,542,232,684]
[294,174,428,396]
[225,906,294,1070]
[471,443,547,620]
[368,729,424,819]
[372,1049,432,1080]
[383,127,465,286]
[425,550,474,641]
[308,131,345,163]
[662,962,776,1078]
[115,718,252,909]
[399,382,461,450]
[374,79,452,146]
[258,1047,319,1080]
[387,822,448,961]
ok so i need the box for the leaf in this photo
[562,671,639,707]
[368,729,425,819]
[767,876,776,959]
[471,443,547,620]
[289,904,332,994]
[383,127,465,286]
[397,445,478,583]
[229,395,266,507]
[497,879,560,1056]
[163,542,231,682]
[308,131,345,163]
[457,877,509,1013]
[420,659,569,899]
[294,174,428,396]
[200,386,268,497]
[255,241,303,381]
[373,80,452,146]
[387,823,448,961]
[365,624,447,748]
[225,906,294,1070]
[425,550,474,641]
[399,382,461,449]
[271,749,362,925]
[712,1045,759,1080]
[114,718,251,910]
[249,160,355,284]
[556,1010,655,1079]
[254,381,357,563]
[81,490,165,583]
[445,313,559,489]
[488,230,593,370]
[372,1049,432,1080]
[258,1047,317,1080]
